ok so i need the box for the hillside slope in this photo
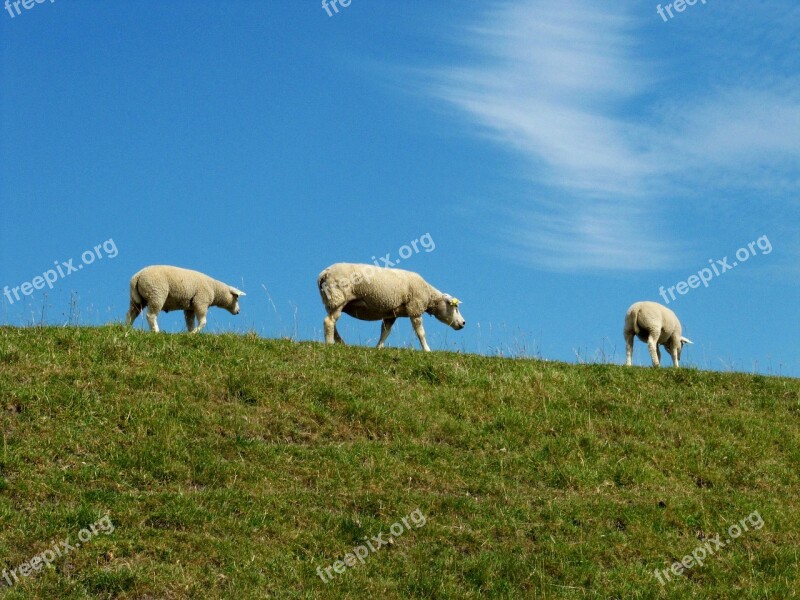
[0,326,798,599]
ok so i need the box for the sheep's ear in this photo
[680,336,693,345]
[441,294,461,307]
[230,287,246,297]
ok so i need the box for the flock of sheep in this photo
[126,264,691,368]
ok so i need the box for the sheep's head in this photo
[431,294,465,330]
[224,287,246,315]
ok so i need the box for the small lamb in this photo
[126,265,245,333]
[318,263,465,352]
[624,301,692,368]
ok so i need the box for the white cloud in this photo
[428,0,800,271]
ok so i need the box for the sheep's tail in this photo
[317,269,333,307]
[631,305,641,336]
[129,273,146,308]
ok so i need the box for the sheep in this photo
[126,265,245,333]
[317,263,465,352]
[624,301,692,368]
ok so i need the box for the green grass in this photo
[0,325,798,599]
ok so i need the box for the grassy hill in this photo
[0,326,798,599]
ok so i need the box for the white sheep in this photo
[317,263,465,352]
[624,301,692,368]
[126,265,245,333]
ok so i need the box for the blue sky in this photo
[1,0,798,375]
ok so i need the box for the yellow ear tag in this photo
[450,298,460,307]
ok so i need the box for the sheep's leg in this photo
[647,337,660,367]
[624,332,634,366]
[670,347,680,368]
[324,307,343,345]
[377,317,396,349]
[410,316,431,352]
[184,310,196,333]
[126,302,142,326]
[333,326,345,344]
[193,306,208,334]
[145,309,160,333]
[656,345,662,364]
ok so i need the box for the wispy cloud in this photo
[427,0,800,271]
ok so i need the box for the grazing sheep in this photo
[624,301,692,368]
[317,263,465,352]
[126,265,245,333]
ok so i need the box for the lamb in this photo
[317,263,465,352]
[126,265,245,333]
[624,301,692,368]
